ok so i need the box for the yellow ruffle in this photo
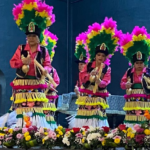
[16,107,43,115]
[76,96,109,109]
[43,103,57,111]
[123,101,150,111]
[125,114,147,122]
[46,91,57,96]
[12,92,48,104]
[126,89,144,95]
[45,115,55,122]
[77,109,106,117]
[12,79,45,86]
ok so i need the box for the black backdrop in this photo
[0,0,150,114]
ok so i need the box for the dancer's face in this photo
[95,53,106,64]
[134,61,145,71]
[27,34,39,46]
[78,62,85,72]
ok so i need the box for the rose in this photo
[135,134,145,144]
[39,127,44,134]
[82,126,89,131]
[28,127,34,133]
[102,126,110,133]
[32,126,37,132]
[72,128,80,133]
[137,128,144,133]
[65,128,71,132]
[118,124,126,131]
[133,124,141,131]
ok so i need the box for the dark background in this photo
[0,0,150,114]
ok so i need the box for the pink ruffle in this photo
[10,82,48,90]
[79,88,109,97]
[46,95,58,99]
[124,94,147,99]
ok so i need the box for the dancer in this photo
[69,17,122,128]
[120,26,150,127]
[41,29,60,130]
[74,32,89,96]
[4,0,56,128]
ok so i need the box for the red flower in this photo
[65,128,71,132]
[118,124,126,131]
[102,126,110,133]
[135,134,145,144]
[72,128,80,133]
[82,126,89,130]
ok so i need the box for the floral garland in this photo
[1,122,150,149]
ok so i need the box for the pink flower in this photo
[135,134,145,144]
[22,128,28,133]
[99,137,104,141]
[4,128,9,132]
[75,133,83,139]
[0,141,1,145]
[48,130,56,139]
[39,127,44,134]
[13,127,20,131]
[137,128,144,133]
[16,133,23,139]
[0,136,4,140]
[133,124,141,131]
[112,128,118,134]
[113,136,122,140]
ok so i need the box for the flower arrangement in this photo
[1,123,150,149]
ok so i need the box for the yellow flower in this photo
[70,130,74,133]
[56,128,61,132]
[127,132,132,137]
[104,134,108,137]
[122,130,127,133]
[3,127,7,129]
[144,129,150,135]
[59,131,63,136]
[0,128,2,130]
[114,138,120,144]
[25,135,31,141]
[42,139,45,144]
[102,140,106,146]
[8,129,13,134]
[24,132,29,137]
[127,128,132,132]
[82,131,86,136]
[56,134,60,138]
[58,126,63,130]
[81,138,85,144]
[130,133,135,138]
[44,132,48,136]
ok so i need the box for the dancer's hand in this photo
[42,69,48,76]
[126,82,132,89]
[90,70,97,76]
[22,57,31,65]
[95,77,101,85]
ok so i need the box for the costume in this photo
[69,17,122,128]
[41,29,60,130]
[3,0,56,129]
[120,26,150,127]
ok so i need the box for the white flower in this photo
[44,136,49,140]
[88,126,96,132]
[86,133,101,144]
[62,137,70,146]
[35,132,40,136]
[106,133,114,138]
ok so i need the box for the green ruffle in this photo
[16,113,45,119]
[132,83,143,89]
[47,121,56,124]
[75,115,107,120]
[124,120,147,124]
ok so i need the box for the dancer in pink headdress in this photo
[69,17,122,128]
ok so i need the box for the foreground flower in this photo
[16,133,23,139]
[118,124,126,131]
[144,129,150,135]
[102,126,110,133]
[114,138,120,144]
[133,124,141,131]
[76,133,83,139]
[25,135,31,141]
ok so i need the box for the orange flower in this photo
[144,110,150,120]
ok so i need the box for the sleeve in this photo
[120,71,128,90]
[99,67,111,88]
[10,45,23,68]
[43,49,51,72]
[79,64,90,85]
